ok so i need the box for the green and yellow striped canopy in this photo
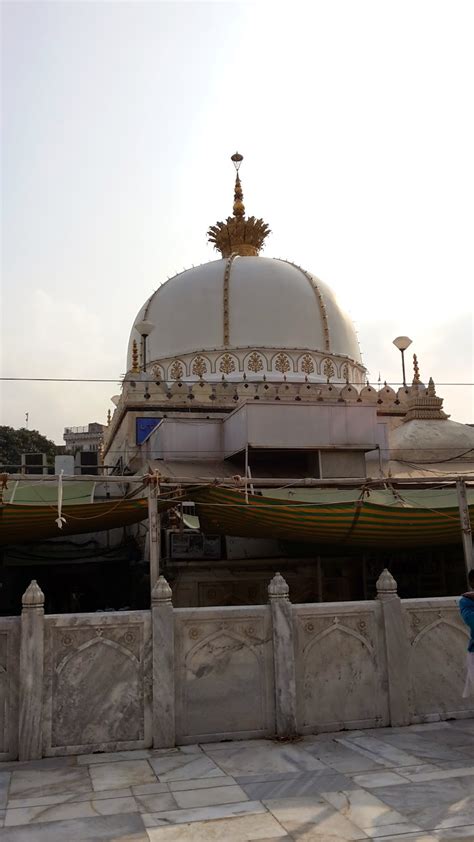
[189,485,474,548]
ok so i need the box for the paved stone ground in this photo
[2,721,474,840]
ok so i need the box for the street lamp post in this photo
[392,336,412,387]
[135,320,154,373]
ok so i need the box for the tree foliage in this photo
[0,426,58,471]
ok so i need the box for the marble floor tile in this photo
[0,755,77,773]
[338,735,423,767]
[203,743,327,776]
[199,738,277,751]
[302,739,391,774]
[401,766,474,783]
[8,787,133,809]
[78,749,153,765]
[9,765,91,798]
[173,784,248,809]
[372,733,470,764]
[149,754,225,782]
[89,759,157,791]
[239,770,355,801]
[433,826,474,839]
[362,823,426,838]
[134,793,178,813]
[351,772,409,788]
[145,812,289,840]
[442,720,474,735]
[369,777,474,830]
[132,782,170,795]
[142,799,266,827]
[149,745,203,757]
[4,795,139,826]
[175,744,204,754]
[321,787,414,832]
[393,764,441,777]
[263,796,369,840]
[370,833,437,841]
[0,813,149,841]
[169,775,237,791]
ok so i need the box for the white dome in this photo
[127,256,365,383]
[390,419,474,463]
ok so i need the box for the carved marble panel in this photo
[43,611,152,756]
[175,607,274,742]
[0,618,20,760]
[294,603,388,732]
[403,601,474,719]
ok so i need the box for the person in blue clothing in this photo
[459,569,474,697]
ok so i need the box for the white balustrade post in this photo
[152,575,175,748]
[19,580,45,760]
[377,569,411,726]
[268,572,298,738]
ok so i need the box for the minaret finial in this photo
[231,152,245,218]
[207,153,271,257]
[412,353,421,385]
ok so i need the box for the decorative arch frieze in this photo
[168,359,186,381]
[245,351,265,374]
[298,353,315,375]
[302,619,375,660]
[217,352,238,375]
[56,636,140,676]
[411,618,468,649]
[271,351,292,375]
[191,354,211,378]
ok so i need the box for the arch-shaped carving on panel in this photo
[298,353,315,375]
[151,363,164,380]
[168,359,186,381]
[191,354,211,378]
[57,636,139,676]
[271,351,292,375]
[411,618,468,649]
[322,358,336,380]
[217,352,238,375]
[409,617,471,717]
[303,620,375,659]
[182,626,267,736]
[244,351,266,374]
[185,626,262,666]
[301,622,382,729]
[52,636,143,747]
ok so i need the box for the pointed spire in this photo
[207,153,271,257]
[231,153,245,218]
[427,377,436,397]
[412,353,421,385]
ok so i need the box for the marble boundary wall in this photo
[0,616,19,761]
[7,572,474,762]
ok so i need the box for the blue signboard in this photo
[136,418,162,446]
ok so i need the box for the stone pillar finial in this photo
[268,572,290,601]
[22,580,44,609]
[152,575,172,606]
[376,569,397,599]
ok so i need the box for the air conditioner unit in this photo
[166,530,221,560]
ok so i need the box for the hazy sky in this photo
[2,1,473,443]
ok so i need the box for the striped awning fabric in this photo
[189,485,474,548]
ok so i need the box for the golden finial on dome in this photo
[207,153,271,258]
